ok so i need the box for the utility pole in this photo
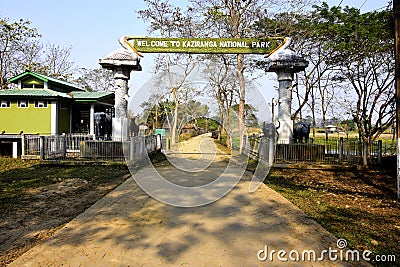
[395,0,400,199]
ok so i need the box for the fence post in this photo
[39,136,45,160]
[166,138,170,150]
[21,134,25,157]
[12,142,18,158]
[130,137,134,161]
[140,137,144,156]
[156,134,161,151]
[63,135,67,159]
[243,135,249,155]
[339,137,344,162]
[378,140,383,165]
[268,138,274,165]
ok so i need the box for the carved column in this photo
[276,69,295,143]
[265,38,308,143]
[99,37,142,141]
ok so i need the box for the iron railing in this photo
[243,135,389,165]
[22,134,164,161]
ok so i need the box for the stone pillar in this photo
[99,37,142,141]
[113,67,130,119]
[264,37,308,144]
[276,69,294,144]
[112,67,131,141]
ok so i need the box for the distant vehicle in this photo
[326,125,346,134]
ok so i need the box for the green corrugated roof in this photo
[0,89,113,100]
[70,91,113,99]
[3,71,114,102]
[8,71,85,91]
[0,89,69,98]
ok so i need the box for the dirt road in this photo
[9,134,367,266]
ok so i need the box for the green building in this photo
[0,71,114,156]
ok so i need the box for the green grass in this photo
[0,158,130,200]
[263,167,399,267]
[0,151,169,200]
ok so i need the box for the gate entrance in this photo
[99,35,308,206]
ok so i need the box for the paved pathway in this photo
[10,134,369,266]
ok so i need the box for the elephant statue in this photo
[262,121,280,140]
[129,117,139,137]
[293,121,311,143]
[94,112,112,140]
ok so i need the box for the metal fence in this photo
[243,135,389,165]
[23,135,41,158]
[65,134,95,153]
[22,134,163,161]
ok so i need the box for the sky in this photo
[1,0,390,104]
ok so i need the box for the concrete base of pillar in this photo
[112,118,129,141]
[277,119,293,144]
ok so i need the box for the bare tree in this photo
[190,0,272,152]
[203,55,239,149]
[138,0,199,145]
[11,39,46,74]
[75,68,114,92]
[43,43,74,80]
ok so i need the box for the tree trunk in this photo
[362,141,369,167]
[155,106,158,129]
[171,87,179,145]
[237,54,245,153]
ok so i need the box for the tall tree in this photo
[253,7,337,134]
[254,3,394,164]
[0,18,40,88]
[315,3,394,166]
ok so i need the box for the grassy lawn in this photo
[261,165,400,266]
[0,158,130,202]
[0,157,133,265]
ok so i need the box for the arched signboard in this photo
[115,35,288,206]
[123,36,286,57]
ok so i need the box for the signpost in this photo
[125,37,285,56]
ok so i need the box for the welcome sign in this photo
[126,37,285,55]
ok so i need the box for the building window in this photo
[23,83,44,89]
[18,100,29,108]
[0,100,10,108]
[35,100,48,108]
